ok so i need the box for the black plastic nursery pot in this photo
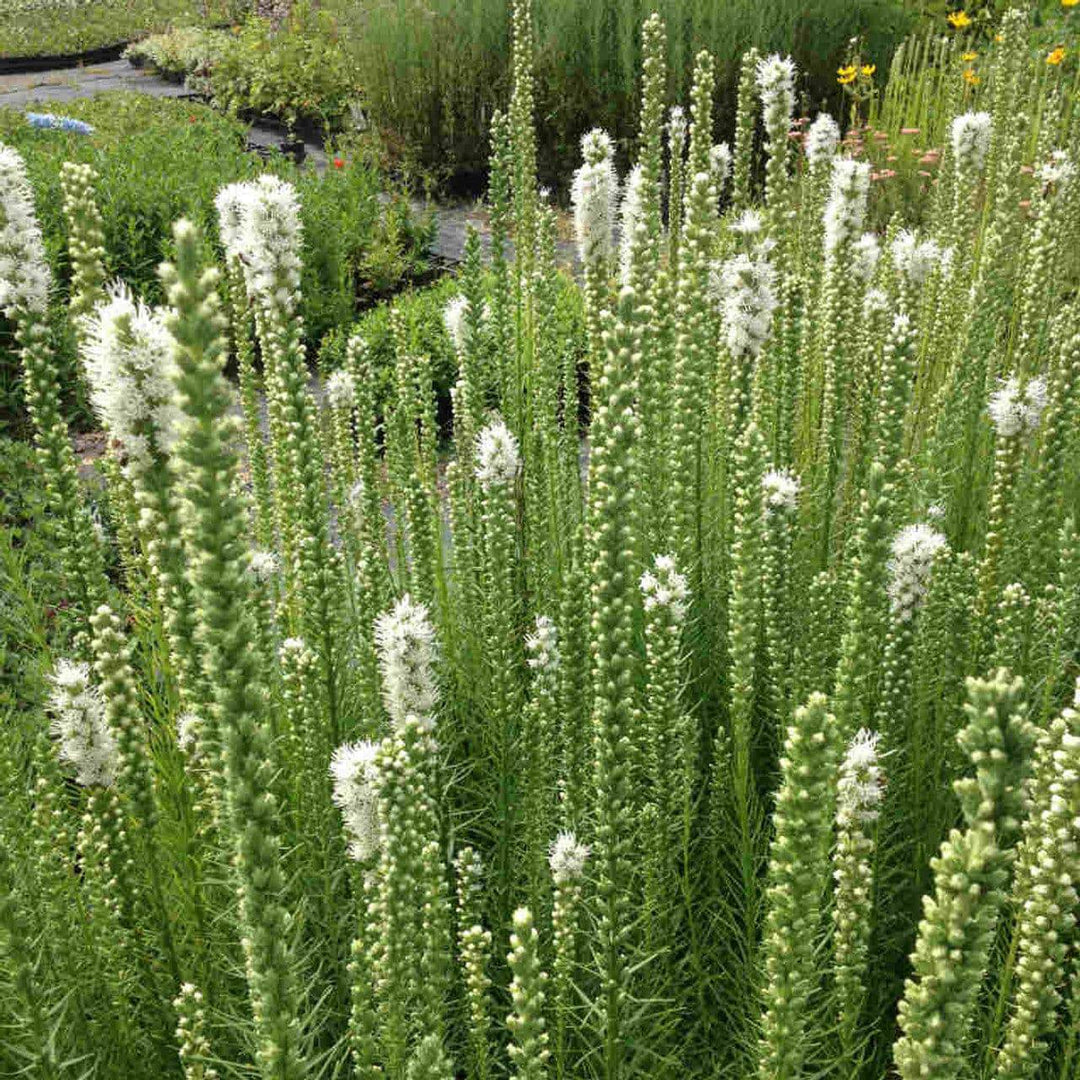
[0,41,130,75]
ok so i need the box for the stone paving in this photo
[0,58,578,268]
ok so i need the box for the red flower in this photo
[333,156,345,169]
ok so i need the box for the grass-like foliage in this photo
[2,4,1080,1079]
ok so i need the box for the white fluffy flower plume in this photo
[48,659,117,788]
[824,158,871,257]
[619,163,647,287]
[640,553,689,622]
[571,128,618,265]
[549,830,590,883]
[83,282,181,464]
[949,111,992,174]
[375,594,439,727]
[324,369,356,410]
[804,113,840,168]
[762,469,800,514]
[0,143,51,317]
[887,524,947,619]
[837,729,886,827]
[330,740,381,861]
[987,375,1047,437]
[890,229,946,288]
[756,53,796,120]
[525,615,559,672]
[713,248,779,360]
[476,417,520,490]
[443,293,470,353]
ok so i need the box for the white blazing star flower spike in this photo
[714,249,779,360]
[443,294,470,352]
[851,233,881,282]
[887,524,947,620]
[619,164,646,287]
[48,659,117,788]
[710,142,732,191]
[214,181,252,261]
[762,469,800,514]
[549,830,590,883]
[804,113,840,168]
[82,282,181,464]
[729,210,764,237]
[476,417,520,490]
[837,729,885,827]
[890,229,944,288]
[668,106,686,144]
[0,143,50,317]
[248,550,280,580]
[824,158,871,257]
[571,128,618,265]
[949,111,992,174]
[374,594,439,727]
[324,369,356,410]
[1037,149,1076,192]
[988,375,1047,437]
[756,53,796,117]
[640,553,689,621]
[525,615,559,671]
[330,740,381,861]
[176,711,202,758]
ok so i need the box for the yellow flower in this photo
[947,10,971,28]
[1047,46,1066,65]
[963,68,980,85]
[861,64,876,77]
[1063,0,1079,8]
[994,34,1003,42]
[837,65,857,85]
[962,51,977,61]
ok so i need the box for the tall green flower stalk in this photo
[756,693,840,1080]
[455,847,493,1080]
[587,288,641,1080]
[893,671,1035,1080]
[507,906,550,1080]
[732,48,761,213]
[549,831,589,1080]
[1,143,106,641]
[59,160,108,331]
[162,220,305,1079]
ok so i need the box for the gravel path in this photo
[0,59,579,269]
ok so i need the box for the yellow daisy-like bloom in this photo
[962,51,977,61]
[837,65,857,85]
[1047,46,1066,65]
[963,68,980,85]
[994,33,1003,42]
[1063,0,1079,8]
[861,64,876,77]
[947,10,971,28]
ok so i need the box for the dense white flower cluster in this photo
[729,210,764,237]
[949,111,992,174]
[710,142,733,190]
[374,594,439,726]
[571,129,618,264]
[525,615,559,671]
[714,249,779,359]
[988,375,1048,437]
[0,143,51,317]
[476,417,521,490]
[863,287,889,318]
[330,740,381,861]
[668,105,687,145]
[1037,149,1076,192]
[324,369,356,410]
[215,175,303,303]
[756,53,796,118]
[762,469,800,514]
[891,230,946,288]
[248,550,281,580]
[852,232,882,282]
[48,659,117,788]
[640,553,689,621]
[175,711,202,758]
[443,294,470,353]
[548,830,590,883]
[887,524,948,619]
[837,729,886,827]
[824,158,871,256]
[804,113,840,168]
[619,164,646,286]
[82,283,181,464]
